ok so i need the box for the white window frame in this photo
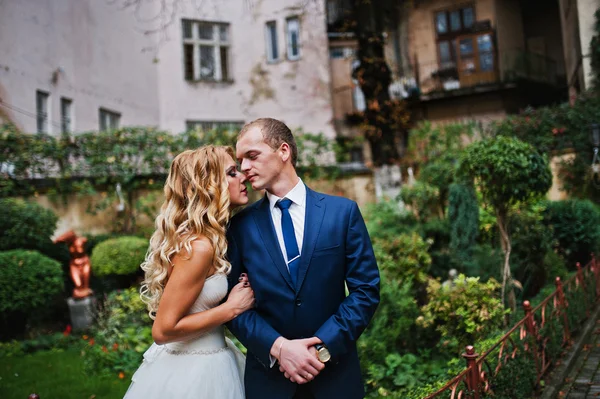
[60,97,73,134]
[36,90,50,134]
[182,20,230,82]
[99,108,120,131]
[265,20,279,63]
[286,17,301,61]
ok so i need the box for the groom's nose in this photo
[241,158,251,172]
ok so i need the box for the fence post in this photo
[555,277,571,344]
[523,300,541,378]
[462,345,480,399]
[592,253,600,298]
[576,262,585,290]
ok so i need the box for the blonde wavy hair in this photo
[140,145,235,319]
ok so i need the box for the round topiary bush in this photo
[91,236,148,277]
[0,198,62,257]
[0,250,64,339]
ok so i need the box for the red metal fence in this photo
[424,255,600,399]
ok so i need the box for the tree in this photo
[406,122,477,214]
[448,183,479,264]
[331,0,411,165]
[459,136,552,312]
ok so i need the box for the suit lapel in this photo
[252,196,295,291]
[296,188,325,293]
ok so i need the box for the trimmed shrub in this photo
[91,236,148,278]
[362,200,418,240]
[417,275,506,356]
[374,232,432,289]
[448,183,479,262]
[545,199,600,268]
[0,250,64,338]
[0,198,62,257]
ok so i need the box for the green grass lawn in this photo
[0,349,130,399]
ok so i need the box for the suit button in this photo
[295,299,302,307]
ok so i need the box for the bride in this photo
[124,145,254,399]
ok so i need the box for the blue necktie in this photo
[276,199,300,287]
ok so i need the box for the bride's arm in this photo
[152,237,254,344]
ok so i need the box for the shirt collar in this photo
[267,178,306,211]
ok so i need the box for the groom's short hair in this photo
[239,118,298,168]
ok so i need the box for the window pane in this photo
[290,30,299,56]
[463,7,475,28]
[183,20,193,38]
[266,21,278,61]
[287,18,300,58]
[435,12,448,34]
[219,24,228,42]
[99,111,106,131]
[184,44,194,80]
[479,52,494,72]
[439,41,456,69]
[36,91,48,133]
[220,46,229,81]
[330,47,345,58]
[61,98,72,133]
[199,45,215,79]
[450,10,461,31]
[459,38,474,57]
[477,34,493,52]
[439,41,451,62]
[198,22,213,40]
[109,114,119,129]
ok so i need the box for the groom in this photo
[227,118,380,399]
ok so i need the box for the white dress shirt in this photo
[265,178,307,367]
[266,178,306,268]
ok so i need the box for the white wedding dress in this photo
[124,273,246,399]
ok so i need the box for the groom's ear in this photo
[279,142,291,163]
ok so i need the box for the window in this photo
[183,20,230,81]
[435,6,475,36]
[265,21,279,62]
[99,108,120,131]
[326,0,353,26]
[60,98,73,133]
[186,120,244,132]
[36,90,49,134]
[434,5,477,71]
[286,17,301,60]
[329,46,354,59]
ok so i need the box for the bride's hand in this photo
[227,278,255,318]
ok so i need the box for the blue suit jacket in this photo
[227,187,380,399]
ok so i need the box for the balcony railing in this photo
[405,50,561,98]
[424,255,600,399]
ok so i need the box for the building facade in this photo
[0,0,336,138]
[1,0,598,144]
[559,0,600,98]
[394,0,569,124]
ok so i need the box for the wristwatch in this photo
[315,344,331,363]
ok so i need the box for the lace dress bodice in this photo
[162,273,229,355]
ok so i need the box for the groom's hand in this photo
[272,337,324,384]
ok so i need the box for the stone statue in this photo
[54,230,93,299]
[442,268,458,289]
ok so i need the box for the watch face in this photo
[318,347,331,363]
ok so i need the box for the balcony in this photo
[407,50,563,101]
